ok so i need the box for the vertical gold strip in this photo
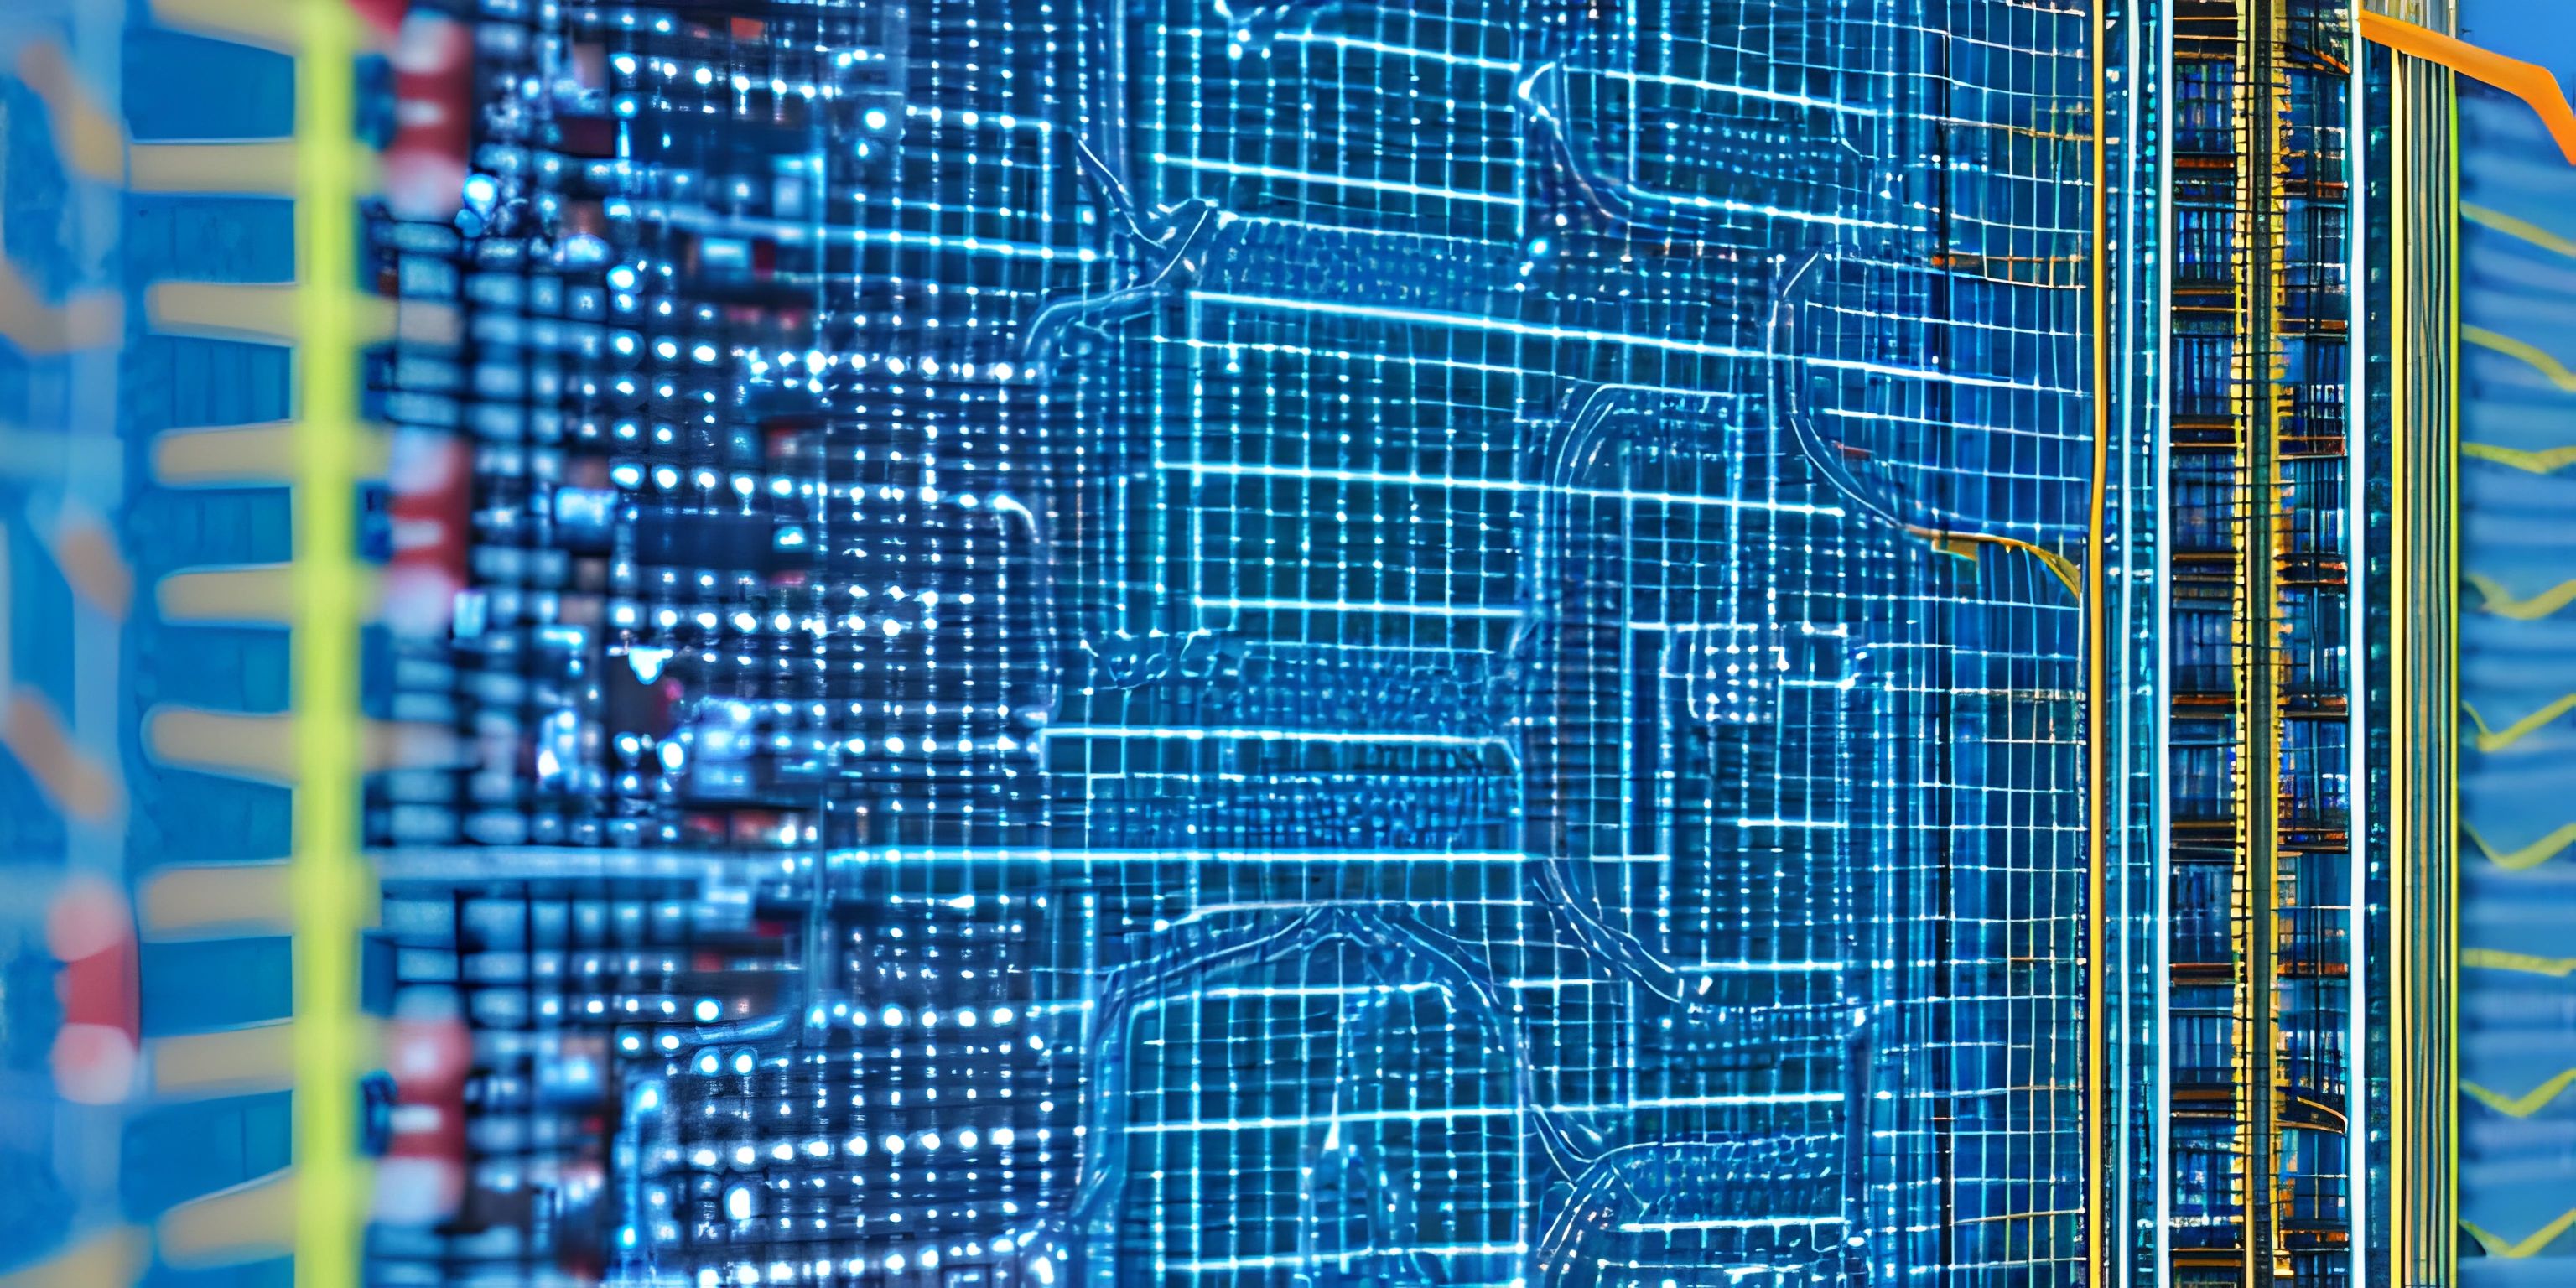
[293,2,368,1286]
[2087,0,2113,1280]
[2389,40,2413,1285]
[2381,30,2459,1281]
[2444,74,2462,1288]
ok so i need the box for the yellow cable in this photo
[2464,820,2576,870]
[2464,324,2576,391]
[2463,946,2576,976]
[2464,569,2576,618]
[2463,1207,2576,1258]
[1904,527,2085,601]
[2358,9,2576,166]
[2464,692,2576,752]
[2463,440,2576,473]
[2449,76,2466,1287]
[2082,3,2109,1277]
[2464,203,2576,259]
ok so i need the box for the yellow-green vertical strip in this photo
[2387,43,2413,1285]
[2444,75,2461,1288]
[2085,1,2111,1280]
[293,1,368,1286]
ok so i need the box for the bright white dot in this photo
[695,1000,722,1021]
[725,1186,755,1221]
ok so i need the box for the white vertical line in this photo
[2153,0,2178,1278]
[2347,24,2374,1288]
[2114,3,2146,1283]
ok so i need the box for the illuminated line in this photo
[1150,153,1514,205]
[829,848,1530,864]
[1187,290,2050,387]
[1167,1244,1527,1273]
[1584,184,1894,227]
[2465,821,2576,870]
[1262,32,1874,119]
[2464,325,2576,391]
[632,202,1083,262]
[1732,818,1846,830]
[2464,694,2576,752]
[1193,595,1523,620]
[2357,10,2576,166]
[1192,983,1440,999]
[1127,1106,1514,1133]
[1607,1092,1840,1109]
[1616,1217,1845,1233]
[1506,960,1846,988]
[2462,947,2576,976]
[2466,570,2576,619]
[1625,621,1762,633]
[1593,68,1873,117]
[1271,31,1519,73]
[1159,459,1846,517]
[1038,724,1502,747]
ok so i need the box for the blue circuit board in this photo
[0,1,2102,1285]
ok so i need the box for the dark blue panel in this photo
[120,30,292,143]
[137,937,290,1035]
[118,1092,293,1218]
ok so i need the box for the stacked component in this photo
[356,0,2101,1285]
[2161,0,2363,1280]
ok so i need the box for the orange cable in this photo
[2358,10,2576,166]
